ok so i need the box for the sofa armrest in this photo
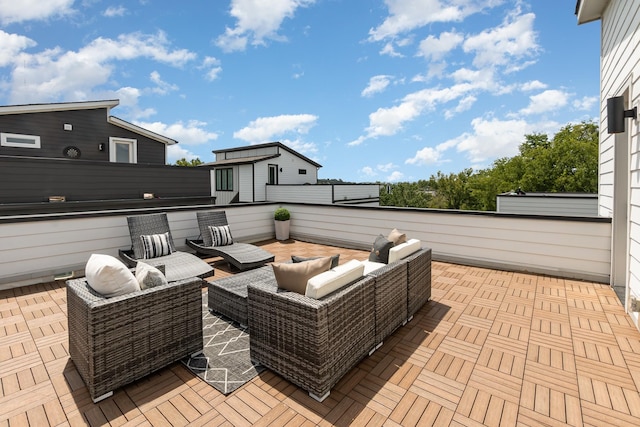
[67,276,203,400]
[248,275,376,400]
[403,247,432,319]
[366,260,408,344]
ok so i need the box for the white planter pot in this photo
[274,220,290,240]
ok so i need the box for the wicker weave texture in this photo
[208,265,274,325]
[406,248,432,318]
[187,210,275,271]
[248,275,376,399]
[67,276,203,400]
[127,213,177,259]
[367,261,408,344]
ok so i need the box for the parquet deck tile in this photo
[2,240,640,426]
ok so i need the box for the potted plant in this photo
[274,207,291,241]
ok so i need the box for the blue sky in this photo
[0,0,600,182]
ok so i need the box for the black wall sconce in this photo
[607,96,637,134]
[98,143,105,151]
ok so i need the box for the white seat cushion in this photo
[306,259,365,299]
[388,239,421,263]
[361,259,386,275]
[85,253,140,298]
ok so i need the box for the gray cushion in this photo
[369,234,393,264]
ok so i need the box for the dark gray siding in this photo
[0,156,209,203]
[0,108,166,164]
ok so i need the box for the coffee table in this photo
[207,265,276,326]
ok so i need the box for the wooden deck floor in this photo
[1,239,640,426]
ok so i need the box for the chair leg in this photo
[92,391,113,403]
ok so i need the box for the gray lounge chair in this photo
[186,210,275,271]
[119,212,214,281]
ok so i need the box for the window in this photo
[109,137,137,163]
[1,132,41,149]
[298,169,307,175]
[216,168,233,191]
[268,164,278,185]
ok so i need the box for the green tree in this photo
[175,158,204,167]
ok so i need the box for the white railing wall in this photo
[267,184,380,204]
[0,202,611,289]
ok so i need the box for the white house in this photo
[577,0,640,324]
[207,142,321,204]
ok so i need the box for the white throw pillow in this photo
[208,225,233,246]
[388,239,421,263]
[305,259,365,299]
[85,254,140,298]
[135,261,168,290]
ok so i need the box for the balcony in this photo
[1,202,637,425]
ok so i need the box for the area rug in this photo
[181,294,264,394]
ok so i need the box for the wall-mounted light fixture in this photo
[98,143,105,151]
[607,96,637,134]
[279,167,283,172]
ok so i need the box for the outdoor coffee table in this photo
[207,265,275,326]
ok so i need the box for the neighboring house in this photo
[0,99,175,164]
[496,192,598,217]
[577,0,640,319]
[206,142,321,204]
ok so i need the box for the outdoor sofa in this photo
[234,245,432,401]
[119,212,214,281]
[186,210,275,271]
[67,275,204,402]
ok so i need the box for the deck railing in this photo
[0,202,611,289]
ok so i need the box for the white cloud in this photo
[377,162,396,172]
[0,0,74,25]
[234,114,318,143]
[362,75,392,97]
[201,56,222,81]
[417,30,464,61]
[444,95,477,119]
[520,80,547,91]
[0,30,36,67]
[149,71,178,95]
[405,146,443,165]
[369,0,502,41]
[216,0,316,52]
[103,6,127,17]
[135,120,219,145]
[361,166,376,176]
[387,171,405,182]
[519,89,569,115]
[167,144,200,164]
[8,31,196,104]
[463,11,539,70]
[573,96,598,111]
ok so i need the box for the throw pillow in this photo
[135,261,168,290]
[140,232,173,259]
[291,254,340,269]
[272,256,332,294]
[388,228,407,246]
[85,253,140,298]
[208,225,234,246]
[369,234,394,264]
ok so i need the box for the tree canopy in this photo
[381,121,599,211]
[175,158,204,167]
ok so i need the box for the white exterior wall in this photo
[0,203,611,289]
[212,166,240,205]
[238,164,253,202]
[599,0,640,327]
[216,146,278,160]
[496,196,598,216]
[267,185,332,203]
[254,162,269,202]
[333,185,379,202]
[272,150,317,184]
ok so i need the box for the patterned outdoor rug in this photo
[181,293,264,394]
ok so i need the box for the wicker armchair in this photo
[67,276,203,402]
[248,275,376,402]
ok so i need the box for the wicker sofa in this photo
[67,276,204,402]
[246,247,432,401]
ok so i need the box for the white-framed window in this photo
[1,132,41,149]
[109,137,137,163]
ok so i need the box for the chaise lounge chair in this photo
[119,212,214,282]
[186,210,275,271]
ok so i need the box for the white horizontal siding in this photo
[496,197,598,216]
[267,186,331,203]
[333,185,379,202]
[0,203,612,289]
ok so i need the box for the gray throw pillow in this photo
[369,234,393,263]
[292,254,340,269]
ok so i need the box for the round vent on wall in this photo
[63,146,81,159]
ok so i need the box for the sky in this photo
[0,0,601,183]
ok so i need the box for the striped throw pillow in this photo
[208,225,233,246]
[140,232,173,259]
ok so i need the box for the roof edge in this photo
[576,0,609,25]
[109,116,177,145]
[0,99,120,115]
[213,141,322,168]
